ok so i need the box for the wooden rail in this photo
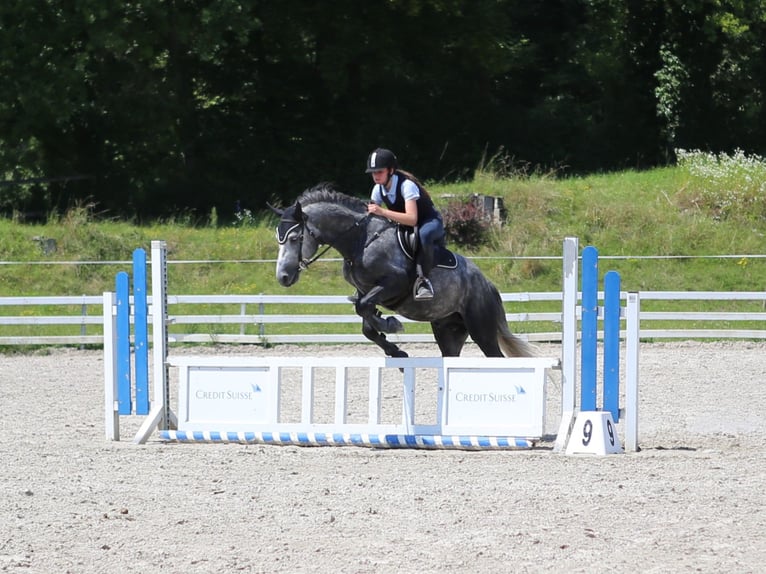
[1,291,765,346]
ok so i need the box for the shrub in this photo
[676,148,766,221]
[442,198,492,248]
[232,201,258,228]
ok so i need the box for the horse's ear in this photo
[294,201,304,219]
[266,202,283,216]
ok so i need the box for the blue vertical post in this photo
[115,272,132,415]
[580,246,599,411]
[133,248,150,415]
[603,270,621,421]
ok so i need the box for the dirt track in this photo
[1,341,764,573]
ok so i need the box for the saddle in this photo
[396,226,458,269]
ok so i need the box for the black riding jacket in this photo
[380,172,439,228]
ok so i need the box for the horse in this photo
[272,183,533,359]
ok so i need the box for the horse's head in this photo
[272,201,320,287]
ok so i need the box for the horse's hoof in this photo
[385,317,404,333]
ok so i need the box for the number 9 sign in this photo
[566,411,623,456]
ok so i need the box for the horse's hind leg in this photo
[362,318,408,358]
[462,313,504,357]
[431,315,469,357]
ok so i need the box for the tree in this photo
[0,0,764,220]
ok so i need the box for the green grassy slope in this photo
[1,152,764,341]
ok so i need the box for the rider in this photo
[365,148,445,300]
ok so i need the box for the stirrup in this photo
[413,277,434,300]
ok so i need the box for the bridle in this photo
[276,212,371,271]
[275,219,330,271]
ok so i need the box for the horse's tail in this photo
[492,289,536,357]
[497,320,536,357]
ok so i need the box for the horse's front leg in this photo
[350,285,408,358]
[361,317,408,358]
[354,285,403,334]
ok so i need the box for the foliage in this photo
[655,44,688,152]
[675,148,766,222]
[1,2,766,219]
[232,202,259,228]
[441,198,493,248]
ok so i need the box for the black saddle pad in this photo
[396,227,457,269]
[433,245,458,269]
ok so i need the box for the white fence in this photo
[1,290,765,346]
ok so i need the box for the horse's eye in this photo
[290,234,300,242]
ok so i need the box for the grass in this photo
[1,150,765,342]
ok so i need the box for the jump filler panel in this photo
[167,356,558,447]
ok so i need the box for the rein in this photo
[300,242,333,271]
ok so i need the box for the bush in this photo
[442,199,492,248]
[676,148,766,222]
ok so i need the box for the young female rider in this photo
[365,148,445,300]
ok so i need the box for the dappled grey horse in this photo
[272,184,533,358]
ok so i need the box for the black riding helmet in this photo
[365,148,397,173]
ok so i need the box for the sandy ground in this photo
[1,341,765,574]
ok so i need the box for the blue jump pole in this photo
[133,248,150,415]
[603,270,621,421]
[580,246,599,411]
[115,272,132,415]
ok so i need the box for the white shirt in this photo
[370,174,420,205]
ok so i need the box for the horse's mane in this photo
[297,183,366,214]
